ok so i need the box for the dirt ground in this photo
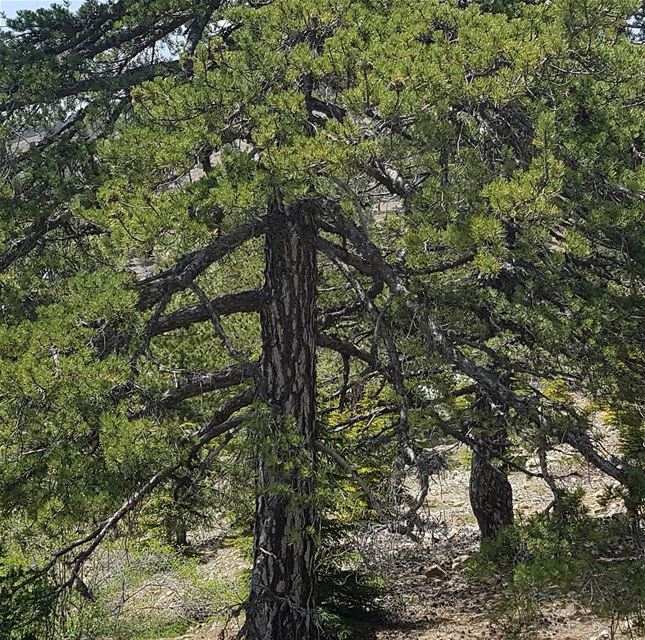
[356,444,639,640]
[165,440,641,640]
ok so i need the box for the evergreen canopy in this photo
[0,0,643,638]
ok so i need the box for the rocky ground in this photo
[353,443,638,640]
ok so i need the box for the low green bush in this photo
[469,490,645,638]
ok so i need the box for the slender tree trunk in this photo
[243,199,319,640]
[469,431,514,544]
[167,477,190,549]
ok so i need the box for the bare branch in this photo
[137,218,265,311]
[157,362,259,408]
[314,236,376,278]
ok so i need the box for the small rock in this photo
[424,564,448,580]
[451,555,470,571]
[592,630,610,640]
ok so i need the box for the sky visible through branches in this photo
[0,0,82,25]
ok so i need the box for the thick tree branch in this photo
[0,212,69,273]
[314,236,376,278]
[158,362,259,408]
[137,218,265,311]
[412,253,475,275]
[152,289,265,335]
[316,333,380,370]
[1,61,182,113]
[185,0,223,54]
[364,161,416,199]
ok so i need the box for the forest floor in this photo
[115,438,641,640]
[361,440,635,640]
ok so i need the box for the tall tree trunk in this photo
[243,199,319,640]
[469,431,514,544]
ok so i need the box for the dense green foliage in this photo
[0,0,643,638]
[473,491,645,637]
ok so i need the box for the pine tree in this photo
[0,1,643,638]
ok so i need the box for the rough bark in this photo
[469,432,514,543]
[242,200,319,640]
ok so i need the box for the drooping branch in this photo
[28,389,255,594]
[559,428,627,483]
[329,255,414,465]
[317,441,382,514]
[188,282,247,361]
[323,210,629,485]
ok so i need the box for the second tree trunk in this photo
[469,432,514,543]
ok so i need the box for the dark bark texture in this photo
[469,433,514,543]
[243,200,319,640]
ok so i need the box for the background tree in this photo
[302,0,645,539]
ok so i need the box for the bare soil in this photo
[165,439,641,640]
